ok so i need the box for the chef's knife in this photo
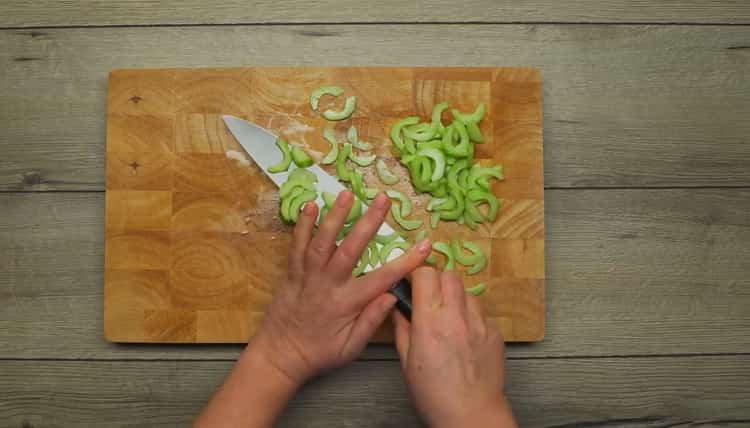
[223,115,413,320]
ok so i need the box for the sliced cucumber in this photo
[385,189,412,217]
[376,158,399,185]
[321,128,339,165]
[291,146,313,168]
[347,126,373,151]
[268,138,292,173]
[391,204,422,230]
[310,86,344,111]
[465,282,487,296]
[380,241,411,265]
[323,96,356,121]
[432,241,455,270]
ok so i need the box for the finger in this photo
[440,270,468,319]
[344,239,431,308]
[327,193,390,279]
[305,191,353,269]
[392,311,411,370]
[410,265,442,317]
[288,202,318,279]
[466,293,486,335]
[344,293,397,357]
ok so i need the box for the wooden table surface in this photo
[1,2,749,426]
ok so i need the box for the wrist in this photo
[435,397,516,428]
[240,340,305,394]
[245,334,314,388]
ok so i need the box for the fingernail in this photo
[336,191,352,207]
[417,239,431,254]
[373,192,389,209]
[303,202,316,215]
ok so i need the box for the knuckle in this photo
[306,239,331,258]
[336,243,360,263]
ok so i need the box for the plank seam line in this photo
[1,185,749,195]
[1,21,750,31]
[0,352,748,362]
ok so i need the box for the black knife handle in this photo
[389,278,412,321]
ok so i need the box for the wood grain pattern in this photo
[1,0,749,27]
[2,25,749,190]
[1,357,749,427]
[2,190,748,359]
[103,66,545,343]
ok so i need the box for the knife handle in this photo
[388,278,412,321]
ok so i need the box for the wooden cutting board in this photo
[103,67,544,343]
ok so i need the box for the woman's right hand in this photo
[392,267,517,428]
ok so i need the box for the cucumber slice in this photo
[465,282,487,296]
[368,241,381,269]
[452,103,486,124]
[352,245,370,277]
[432,241,455,270]
[390,204,422,230]
[379,241,411,265]
[288,168,317,183]
[463,241,487,274]
[385,189,412,217]
[376,158,399,185]
[321,128,339,165]
[336,143,354,182]
[280,187,303,223]
[466,121,484,143]
[345,199,362,224]
[310,86,344,111]
[291,146,313,168]
[417,148,446,182]
[374,232,401,244]
[268,138,292,173]
[347,126,373,151]
[323,96,356,121]
[349,150,376,167]
[321,191,336,209]
[389,116,419,153]
[363,188,379,200]
[468,165,504,190]
[430,212,440,229]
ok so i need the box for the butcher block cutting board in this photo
[104,67,544,343]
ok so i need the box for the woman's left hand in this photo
[250,191,431,386]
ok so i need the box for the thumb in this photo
[392,311,411,371]
[345,293,397,357]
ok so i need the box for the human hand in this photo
[393,267,516,428]
[250,191,431,386]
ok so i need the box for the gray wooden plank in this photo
[1,357,749,427]
[1,25,749,190]
[2,189,748,359]
[1,0,749,27]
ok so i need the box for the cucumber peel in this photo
[268,138,292,173]
[291,146,313,168]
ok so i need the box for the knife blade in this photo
[223,115,413,321]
